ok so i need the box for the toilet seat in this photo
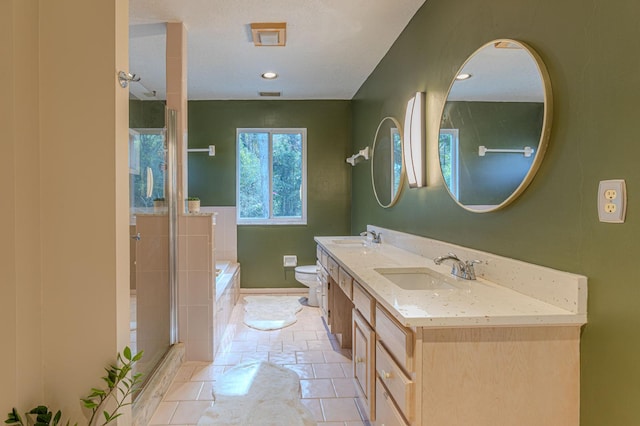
[295,265,318,275]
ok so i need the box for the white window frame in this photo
[236,128,307,225]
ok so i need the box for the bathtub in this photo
[215,260,239,301]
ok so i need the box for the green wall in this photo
[129,100,165,128]
[188,100,351,288]
[351,0,640,424]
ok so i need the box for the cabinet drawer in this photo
[375,378,409,426]
[376,341,413,420]
[327,256,339,282]
[375,305,413,373]
[353,281,374,326]
[338,267,353,299]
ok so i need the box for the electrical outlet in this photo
[598,179,626,223]
[604,189,617,200]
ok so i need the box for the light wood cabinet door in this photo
[353,310,375,421]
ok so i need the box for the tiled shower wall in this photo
[178,214,215,361]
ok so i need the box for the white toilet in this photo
[294,264,320,307]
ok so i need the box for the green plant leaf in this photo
[81,399,98,409]
[5,407,23,425]
[104,413,122,424]
[123,346,132,361]
[89,388,106,397]
[103,411,110,421]
[132,351,143,362]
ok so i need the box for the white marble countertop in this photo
[315,236,586,328]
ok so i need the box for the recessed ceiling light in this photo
[261,72,278,80]
[456,73,472,81]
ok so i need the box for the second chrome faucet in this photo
[360,230,382,244]
[433,252,479,280]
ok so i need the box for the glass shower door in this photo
[129,109,178,394]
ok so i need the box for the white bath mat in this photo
[197,361,316,426]
[243,295,303,330]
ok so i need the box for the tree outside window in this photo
[237,129,307,225]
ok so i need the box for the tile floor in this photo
[149,295,367,426]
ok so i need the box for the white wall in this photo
[1,0,130,420]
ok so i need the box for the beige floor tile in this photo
[164,381,204,401]
[269,330,294,342]
[307,339,337,350]
[257,340,283,351]
[269,351,298,364]
[173,364,197,382]
[313,363,347,379]
[301,378,337,398]
[321,398,362,422]
[301,398,324,422]
[229,340,258,352]
[294,330,320,341]
[212,351,242,366]
[197,381,215,401]
[283,363,316,379]
[284,340,310,351]
[190,364,225,381]
[296,350,326,364]
[240,351,269,363]
[332,378,358,397]
[169,401,213,424]
[323,349,352,363]
[341,362,354,377]
[148,401,178,425]
[151,298,365,424]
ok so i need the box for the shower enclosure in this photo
[129,108,179,397]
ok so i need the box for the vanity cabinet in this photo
[315,237,583,426]
[318,246,354,348]
[353,309,375,421]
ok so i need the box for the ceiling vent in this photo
[259,91,281,97]
[251,22,286,46]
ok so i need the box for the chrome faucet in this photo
[360,230,382,244]
[433,252,479,280]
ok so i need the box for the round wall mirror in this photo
[438,39,553,212]
[371,116,404,208]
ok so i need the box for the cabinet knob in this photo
[355,357,365,363]
[381,370,392,379]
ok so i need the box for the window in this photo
[237,128,307,225]
[129,129,166,210]
[439,129,459,198]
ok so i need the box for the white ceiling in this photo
[129,0,427,100]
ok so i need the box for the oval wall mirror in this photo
[438,39,553,212]
[371,116,404,208]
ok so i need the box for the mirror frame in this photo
[371,116,405,208]
[438,39,553,213]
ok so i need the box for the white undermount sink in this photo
[374,267,456,290]
[331,238,366,246]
